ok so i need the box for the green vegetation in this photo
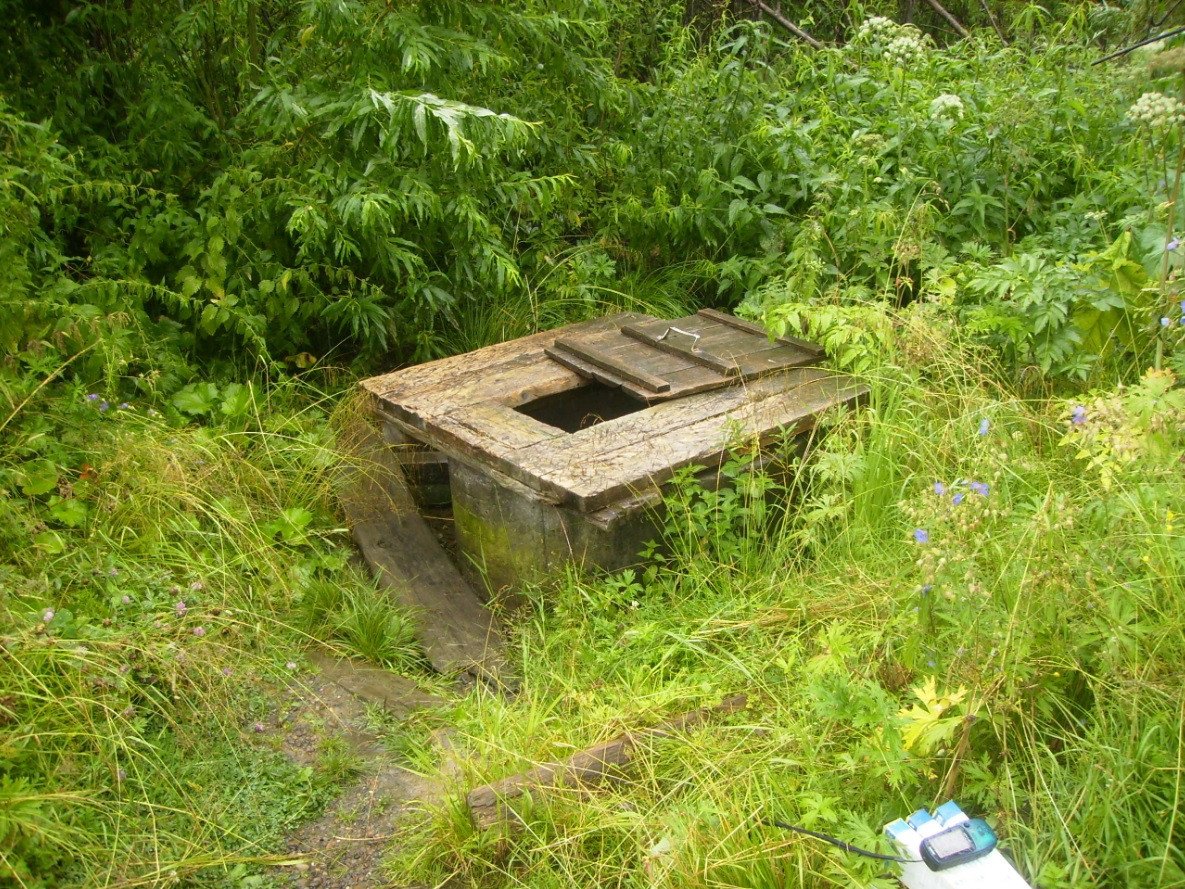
[2,1,1184,886]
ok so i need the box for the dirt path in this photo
[275,652,452,889]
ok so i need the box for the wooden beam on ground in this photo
[338,420,508,684]
[466,693,749,829]
[750,0,823,49]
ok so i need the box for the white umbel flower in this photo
[857,16,899,42]
[852,17,931,65]
[1128,91,1185,130]
[929,93,965,121]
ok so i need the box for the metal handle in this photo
[656,326,701,349]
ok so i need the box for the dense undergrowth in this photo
[2,0,1185,886]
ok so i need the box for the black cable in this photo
[762,818,921,864]
[1092,23,1185,65]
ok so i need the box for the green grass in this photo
[0,376,424,886]
[382,312,1185,889]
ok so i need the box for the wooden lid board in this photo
[543,308,824,403]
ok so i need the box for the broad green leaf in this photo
[172,383,220,415]
[49,498,88,527]
[20,459,59,496]
[34,530,65,554]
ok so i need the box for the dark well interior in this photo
[514,381,646,433]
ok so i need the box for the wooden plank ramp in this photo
[338,420,508,684]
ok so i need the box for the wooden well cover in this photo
[361,311,865,514]
[545,308,824,404]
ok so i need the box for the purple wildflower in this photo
[933,481,946,495]
[252,722,265,734]
[121,595,131,605]
[85,393,100,402]
[189,581,204,592]
[1163,317,1173,328]
[175,600,187,617]
[953,492,965,505]
[122,705,134,718]
[1168,237,1181,252]
[222,667,233,677]
[192,626,206,637]
[286,661,298,671]
[913,528,930,544]
[98,401,109,412]
[42,608,55,623]
[978,418,990,436]
[970,481,990,496]
[1071,405,1086,425]
[920,584,933,595]
[117,402,132,410]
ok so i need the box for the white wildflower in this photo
[929,93,965,122]
[1128,92,1185,131]
[884,32,928,66]
[856,16,899,43]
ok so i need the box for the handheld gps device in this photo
[919,818,998,871]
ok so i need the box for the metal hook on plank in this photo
[656,326,701,350]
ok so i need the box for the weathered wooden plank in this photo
[337,421,509,682]
[697,307,825,356]
[520,371,867,510]
[626,314,820,368]
[466,693,749,829]
[548,339,672,392]
[620,322,741,376]
[361,313,645,402]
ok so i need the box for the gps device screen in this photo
[927,830,973,857]
[919,819,998,871]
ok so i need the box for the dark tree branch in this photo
[750,0,823,49]
[922,0,971,39]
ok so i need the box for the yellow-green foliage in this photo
[0,380,420,885]
[386,312,1185,889]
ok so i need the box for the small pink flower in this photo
[252,722,265,733]
[221,667,232,677]
[42,608,55,623]
[286,661,297,671]
[192,626,206,637]
[175,601,187,616]
[189,581,204,592]
[121,595,132,605]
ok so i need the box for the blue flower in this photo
[85,393,100,402]
[98,401,110,412]
[970,481,989,496]
[1168,237,1181,252]
[1163,317,1173,328]
[933,481,946,495]
[952,492,965,505]
[920,584,933,595]
[1071,405,1086,425]
[913,528,930,544]
[978,418,990,436]
[1180,299,1185,315]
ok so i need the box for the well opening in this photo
[514,381,645,433]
